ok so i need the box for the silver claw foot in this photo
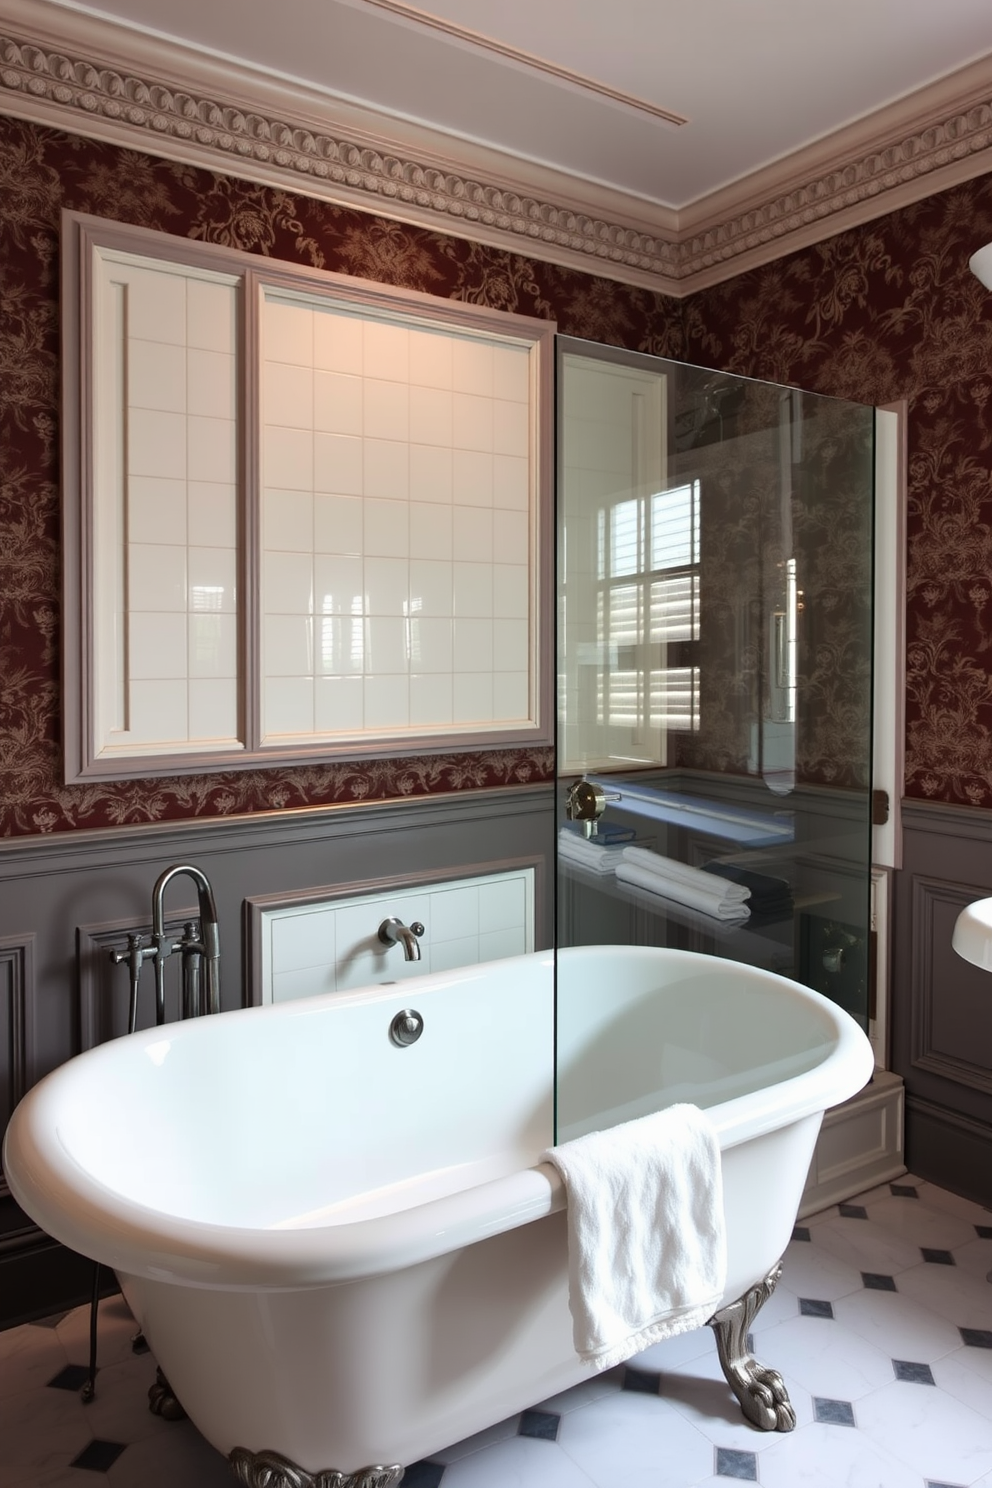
[147,1366,188,1421]
[707,1261,796,1432]
[229,1448,404,1487]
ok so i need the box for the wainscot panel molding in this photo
[0,784,553,1326]
[893,799,992,1204]
[1,0,991,296]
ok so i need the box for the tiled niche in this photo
[248,866,535,1004]
[62,212,554,781]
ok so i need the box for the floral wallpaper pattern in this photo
[2,111,991,833]
[684,175,992,807]
[0,116,685,835]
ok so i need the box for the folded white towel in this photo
[558,831,627,875]
[616,862,751,920]
[621,846,751,903]
[543,1104,727,1370]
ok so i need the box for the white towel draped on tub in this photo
[543,1104,727,1371]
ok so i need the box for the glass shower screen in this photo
[555,338,875,1134]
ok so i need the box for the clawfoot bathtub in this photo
[4,945,873,1486]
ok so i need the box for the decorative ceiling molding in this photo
[359,0,689,127]
[1,7,991,297]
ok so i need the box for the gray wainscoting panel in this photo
[0,784,553,1324]
[894,799,992,1204]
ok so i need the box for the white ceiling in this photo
[38,0,992,209]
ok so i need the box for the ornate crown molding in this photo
[1,8,991,296]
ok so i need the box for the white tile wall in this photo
[96,256,241,753]
[259,292,536,743]
[258,868,534,1004]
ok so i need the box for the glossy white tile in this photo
[315,492,364,556]
[410,443,454,503]
[364,496,410,558]
[453,449,493,507]
[409,326,453,388]
[313,431,363,496]
[187,481,236,548]
[263,487,314,552]
[362,318,409,381]
[186,278,236,355]
[263,424,313,490]
[127,544,186,612]
[263,298,313,366]
[186,349,236,420]
[128,407,186,480]
[453,562,493,618]
[128,337,186,413]
[128,613,187,679]
[313,369,363,435]
[128,476,187,545]
[188,678,238,742]
[313,307,363,374]
[364,437,410,502]
[126,265,187,345]
[263,359,314,429]
[263,675,315,736]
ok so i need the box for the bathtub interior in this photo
[50,954,555,1229]
[31,944,856,1241]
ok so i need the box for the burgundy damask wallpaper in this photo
[683,176,992,807]
[0,115,683,835]
[2,110,992,833]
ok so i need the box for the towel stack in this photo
[616,846,751,921]
[558,828,629,876]
[703,861,794,919]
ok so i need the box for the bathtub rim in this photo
[3,947,874,1291]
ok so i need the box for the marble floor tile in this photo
[2,1176,991,1488]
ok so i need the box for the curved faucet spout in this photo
[151,864,221,1021]
[377,917,424,962]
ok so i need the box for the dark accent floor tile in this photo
[927,1481,968,1488]
[894,1359,936,1385]
[622,1366,661,1394]
[31,1311,71,1329]
[518,1409,560,1441]
[839,1203,868,1219]
[976,1225,992,1240]
[813,1397,856,1426]
[402,1462,445,1488]
[921,1248,955,1265]
[70,1440,127,1472]
[792,1225,811,1241]
[799,1297,834,1319]
[862,1272,898,1291]
[960,1326,992,1348]
[48,1363,93,1391]
[715,1446,757,1480]
[890,1183,920,1198]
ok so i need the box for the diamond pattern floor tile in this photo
[4,1176,992,1488]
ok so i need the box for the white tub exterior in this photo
[4,945,873,1475]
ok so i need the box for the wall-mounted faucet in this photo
[377,917,424,962]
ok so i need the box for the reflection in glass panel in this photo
[557,339,875,1083]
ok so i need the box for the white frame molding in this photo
[61,210,555,782]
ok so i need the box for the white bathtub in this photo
[4,945,872,1485]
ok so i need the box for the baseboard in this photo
[798,1069,906,1217]
[906,1094,992,1208]
[0,1228,117,1330]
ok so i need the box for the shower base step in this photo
[798,1068,905,1217]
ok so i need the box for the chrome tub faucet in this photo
[377,917,425,962]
